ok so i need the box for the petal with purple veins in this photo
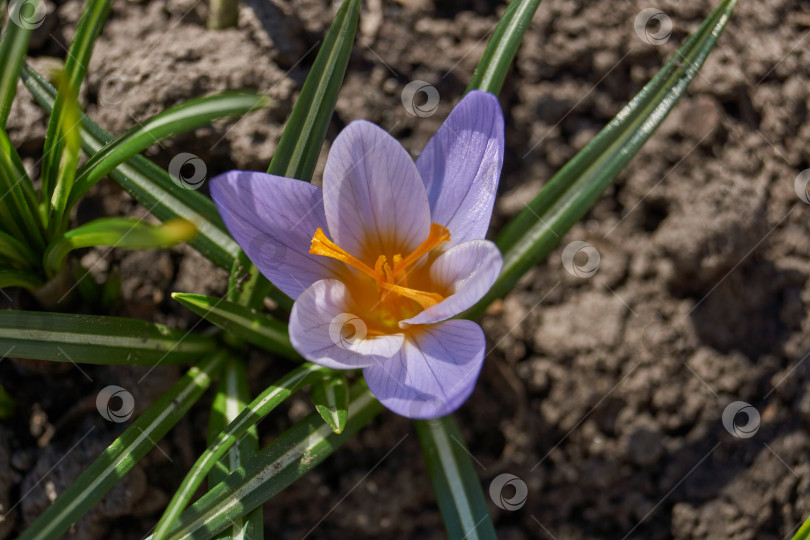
[290,279,406,370]
[210,170,339,299]
[322,120,431,264]
[363,319,486,419]
[416,90,504,245]
[401,240,502,326]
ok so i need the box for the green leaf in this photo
[464,0,737,319]
[311,372,349,434]
[0,383,14,418]
[792,515,810,540]
[0,128,45,251]
[19,351,225,540]
[207,356,263,540]
[266,0,360,182]
[163,382,382,540]
[44,217,196,277]
[40,0,112,202]
[69,91,269,206]
[171,292,299,361]
[0,267,42,289]
[21,65,240,269]
[0,310,216,365]
[152,362,329,540]
[47,70,83,238]
[0,229,37,268]
[466,0,542,95]
[233,0,360,311]
[415,417,496,540]
[0,0,38,128]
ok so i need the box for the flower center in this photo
[310,223,451,322]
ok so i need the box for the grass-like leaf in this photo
[207,356,263,540]
[171,292,298,360]
[0,127,45,251]
[44,217,196,277]
[311,371,349,434]
[466,0,543,95]
[0,0,38,128]
[40,0,112,201]
[162,382,381,539]
[465,0,737,319]
[0,230,37,268]
[792,516,810,540]
[415,417,496,539]
[21,65,241,269]
[69,91,269,206]
[19,351,226,540]
[152,362,329,540]
[0,310,216,364]
[0,268,43,289]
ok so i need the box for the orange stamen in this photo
[309,225,450,313]
[393,223,451,274]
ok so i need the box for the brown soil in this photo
[3,0,810,539]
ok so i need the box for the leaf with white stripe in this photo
[311,372,349,434]
[19,351,226,540]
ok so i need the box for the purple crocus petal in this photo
[401,240,502,326]
[363,320,485,419]
[323,120,431,263]
[416,90,504,245]
[210,171,339,299]
[289,279,406,370]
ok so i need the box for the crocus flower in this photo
[210,90,504,419]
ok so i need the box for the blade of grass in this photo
[44,217,196,277]
[207,356,263,540]
[792,515,810,540]
[40,0,112,201]
[0,0,38,128]
[0,267,43,289]
[161,382,382,540]
[415,417,496,540]
[0,127,45,250]
[69,92,269,206]
[464,0,737,319]
[152,362,328,540]
[21,65,240,269]
[466,0,542,95]
[0,229,36,267]
[171,292,298,360]
[310,372,349,434]
[236,0,361,310]
[18,351,226,540]
[0,310,216,364]
[47,70,82,238]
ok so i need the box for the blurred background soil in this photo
[2,0,810,538]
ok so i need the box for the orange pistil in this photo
[309,224,451,311]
